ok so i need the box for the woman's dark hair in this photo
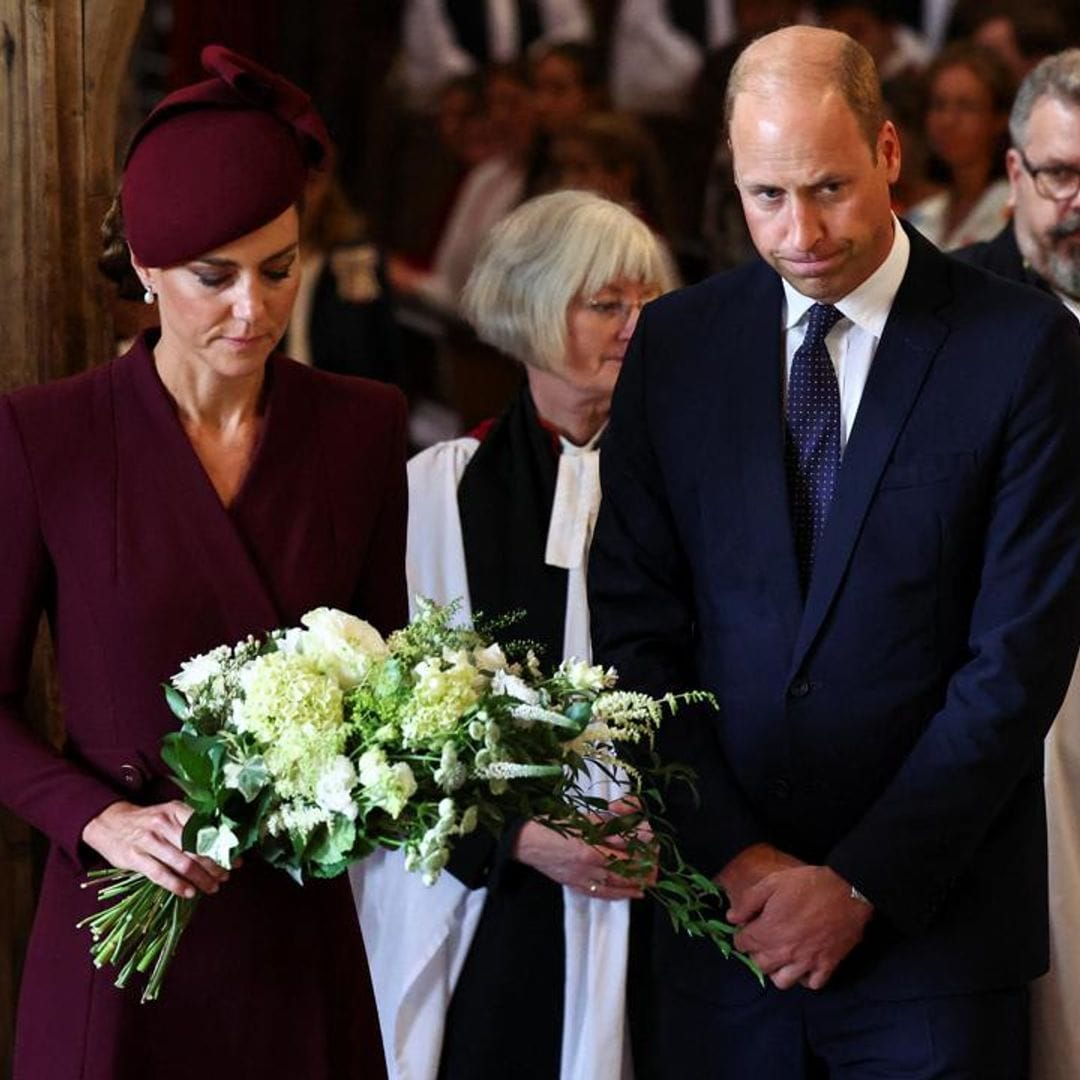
[99,194,145,301]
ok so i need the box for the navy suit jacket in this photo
[590,225,1080,1000]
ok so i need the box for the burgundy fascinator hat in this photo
[121,45,330,267]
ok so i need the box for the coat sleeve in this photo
[588,310,768,876]
[828,307,1080,933]
[0,397,123,866]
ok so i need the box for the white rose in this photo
[172,648,226,694]
[473,643,509,673]
[560,658,608,693]
[300,607,388,688]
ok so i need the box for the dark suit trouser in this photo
[636,975,1029,1079]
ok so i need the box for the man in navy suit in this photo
[590,25,1080,1078]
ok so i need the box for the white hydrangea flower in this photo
[401,651,484,746]
[232,651,346,800]
[358,748,417,818]
[315,755,359,820]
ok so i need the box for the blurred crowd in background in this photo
[115,0,1080,447]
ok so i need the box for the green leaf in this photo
[163,684,191,722]
[169,777,217,813]
[180,811,215,853]
[310,815,357,865]
[225,757,270,802]
[160,731,216,790]
[564,700,592,730]
[309,857,350,879]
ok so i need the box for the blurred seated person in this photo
[883,69,944,213]
[974,3,1068,84]
[285,166,400,382]
[436,72,497,179]
[552,113,671,229]
[816,0,930,83]
[532,41,605,135]
[551,111,682,280]
[949,0,1068,84]
[527,41,606,194]
[389,61,535,319]
[399,0,591,109]
[610,0,738,117]
[402,73,499,270]
[905,43,1015,249]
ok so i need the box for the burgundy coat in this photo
[0,335,405,1080]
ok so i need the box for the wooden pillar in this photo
[0,1,143,1072]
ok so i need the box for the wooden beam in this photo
[0,1,143,1072]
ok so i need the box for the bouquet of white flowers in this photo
[80,599,756,1001]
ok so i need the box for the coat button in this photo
[788,678,811,698]
[119,763,144,789]
[769,778,792,800]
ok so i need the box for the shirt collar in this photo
[1055,289,1080,324]
[559,425,605,455]
[783,215,910,338]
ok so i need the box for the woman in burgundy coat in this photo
[0,47,401,1080]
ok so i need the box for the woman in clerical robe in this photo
[352,190,674,1080]
[0,46,402,1080]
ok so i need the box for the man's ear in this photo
[1004,148,1023,210]
[878,121,902,185]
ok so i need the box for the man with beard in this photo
[957,50,1080,316]
[956,48,1080,1080]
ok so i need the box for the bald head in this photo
[725,26,885,154]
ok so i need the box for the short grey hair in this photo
[1010,49,1080,148]
[461,190,676,372]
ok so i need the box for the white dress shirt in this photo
[1056,291,1080,323]
[782,218,911,451]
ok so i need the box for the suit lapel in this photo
[723,266,804,642]
[789,229,952,675]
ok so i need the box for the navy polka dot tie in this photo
[785,302,844,591]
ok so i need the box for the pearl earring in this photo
[143,284,155,305]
